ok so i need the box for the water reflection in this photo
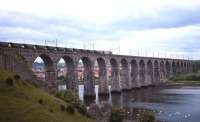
[78,85,200,122]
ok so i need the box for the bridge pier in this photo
[45,70,58,90]
[146,60,153,86]
[98,79,109,95]
[139,60,146,87]
[98,70,109,95]
[111,70,121,92]
[110,59,121,92]
[130,60,139,88]
[120,59,131,90]
[80,57,95,97]
[160,61,166,83]
[97,58,109,95]
[83,71,95,97]
[153,60,160,85]
[66,69,78,93]
[63,56,78,93]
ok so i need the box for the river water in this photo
[78,85,200,122]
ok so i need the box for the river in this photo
[78,85,200,122]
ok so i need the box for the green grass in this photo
[0,70,94,122]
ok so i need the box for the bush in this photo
[55,90,87,116]
[110,108,126,122]
[5,78,14,86]
[14,75,20,80]
[49,109,54,113]
[76,104,87,116]
[66,104,75,114]
[38,99,43,104]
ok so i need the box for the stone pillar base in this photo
[98,87,109,95]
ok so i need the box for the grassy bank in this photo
[167,71,200,86]
[0,70,94,122]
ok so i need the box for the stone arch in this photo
[120,58,130,90]
[166,61,170,78]
[172,61,176,76]
[96,57,108,94]
[160,61,165,81]
[78,57,94,97]
[39,54,54,71]
[154,60,160,84]
[32,54,56,88]
[131,59,138,88]
[147,60,153,85]
[139,60,145,85]
[110,58,120,92]
[33,54,55,80]
[57,56,76,91]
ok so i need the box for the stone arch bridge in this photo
[0,42,193,97]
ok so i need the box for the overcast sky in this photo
[0,0,200,59]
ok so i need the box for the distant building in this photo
[32,62,112,81]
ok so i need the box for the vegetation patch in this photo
[170,72,200,81]
[168,72,200,86]
[38,99,44,105]
[14,74,21,80]
[66,104,75,114]
[5,77,14,86]
[55,90,87,116]
[0,69,94,122]
[109,107,155,122]
[135,109,155,122]
[110,108,126,122]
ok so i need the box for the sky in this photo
[0,0,200,60]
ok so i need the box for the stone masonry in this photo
[0,42,193,97]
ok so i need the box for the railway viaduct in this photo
[0,42,193,97]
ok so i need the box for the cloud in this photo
[0,0,200,59]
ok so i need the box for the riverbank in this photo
[166,72,200,86]
[87,102,155,122]
[166,80,200,86]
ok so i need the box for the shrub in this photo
[14,75,20,80]
[110,108,126,122]
[49,109,54,113]
[5,78,14,86]
[66,104,75,114]
[55,90,87,116]
[76,104,87,116]
[38,99,43,104]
